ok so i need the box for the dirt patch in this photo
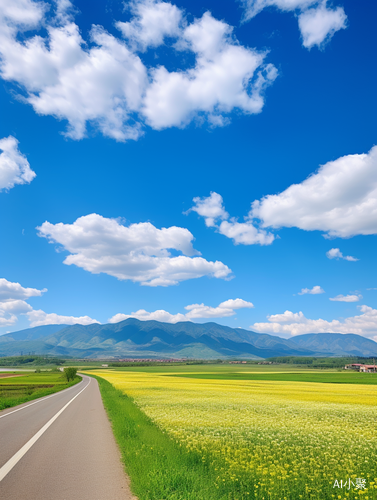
[0,374,24,379]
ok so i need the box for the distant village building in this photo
[345,363,376,372]
[359,365,377,373]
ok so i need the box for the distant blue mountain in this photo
[290,333,377,357]
[0,319,376,359]
[0,324,69,342]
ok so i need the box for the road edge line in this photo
[0,377,90,482]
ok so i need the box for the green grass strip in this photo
[93,374,240,500]
[0,376,82,411]
[164,371,377,384]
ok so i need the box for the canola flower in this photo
[89,370,377,500]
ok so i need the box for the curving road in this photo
[0,375,135,500]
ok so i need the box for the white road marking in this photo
[0,376,85,420]
[0,378,90,482]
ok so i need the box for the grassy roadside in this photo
[92,374,237,500]
[0,372,82,411]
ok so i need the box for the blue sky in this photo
[0,0,376,340]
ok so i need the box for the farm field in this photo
[163,371,377,385]
[88,365,377,500]
[0,371,81,410]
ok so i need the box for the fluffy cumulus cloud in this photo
[37,213,232,286]
[0,278,46,327]
[242,0,347,49]
[329,294,362,303]
[251,145,377,238]
[109,298,254,323]
[192,146,377,243]
[252,305,377,340]
[298,285,324,295]
[116,0,183,51]
[326,248,359,261]
[142,12,277,129]
[0,277,99,329]
[185,298,254,319]
[298,1,347,48]
[0,5,147,141]
[0,136,36,190]
[188,192,229,228]
[0,0,277,141]
[0,278,46,301]
[0,300,32,326]
[266,310,306,323]
[189,192,275,245]
[27,309,99,327]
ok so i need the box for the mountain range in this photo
[0,319,376,359]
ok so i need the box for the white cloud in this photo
[0,0,147,141]
[0,314,17,327]
[195,146,377,244]
[189,192,275,245]
[326,248,358,261]
[185,298,254,319]
[142,12,277,129]
[55,0,76,25]
[0,300,33,327]
[251,145,377,238]
[0,278,46,327]
[0,0,276,141]
[116,0,183,51]
[109,298,254,323]
[27,309,99,327]
[0,278,46,301]
[0,299,32,314]
[218,298,254,309]
[0,0,47,30]
[109,310,187,324]
[252,305,377,340]
[188,192,229,227]
[37,213,232,286]
[218,220,275,245]
[0,136,36,190]
[329,294,361,303]
[298,2,347,49]
[0,277,98,330]
[242,0,316,20]
[298,285,324,295]
[267,310,306,323]
[241,0,347,49]
[2,22,147,141]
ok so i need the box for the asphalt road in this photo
[0,375,135,500]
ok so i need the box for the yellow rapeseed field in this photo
[90,370,377,500]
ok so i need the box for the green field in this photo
[90,362,334,373]
[88,364,377,500]
[164,370,377,384]
[0,371,81,410]
[90,362,377,384]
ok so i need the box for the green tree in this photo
[64,367,77,382]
